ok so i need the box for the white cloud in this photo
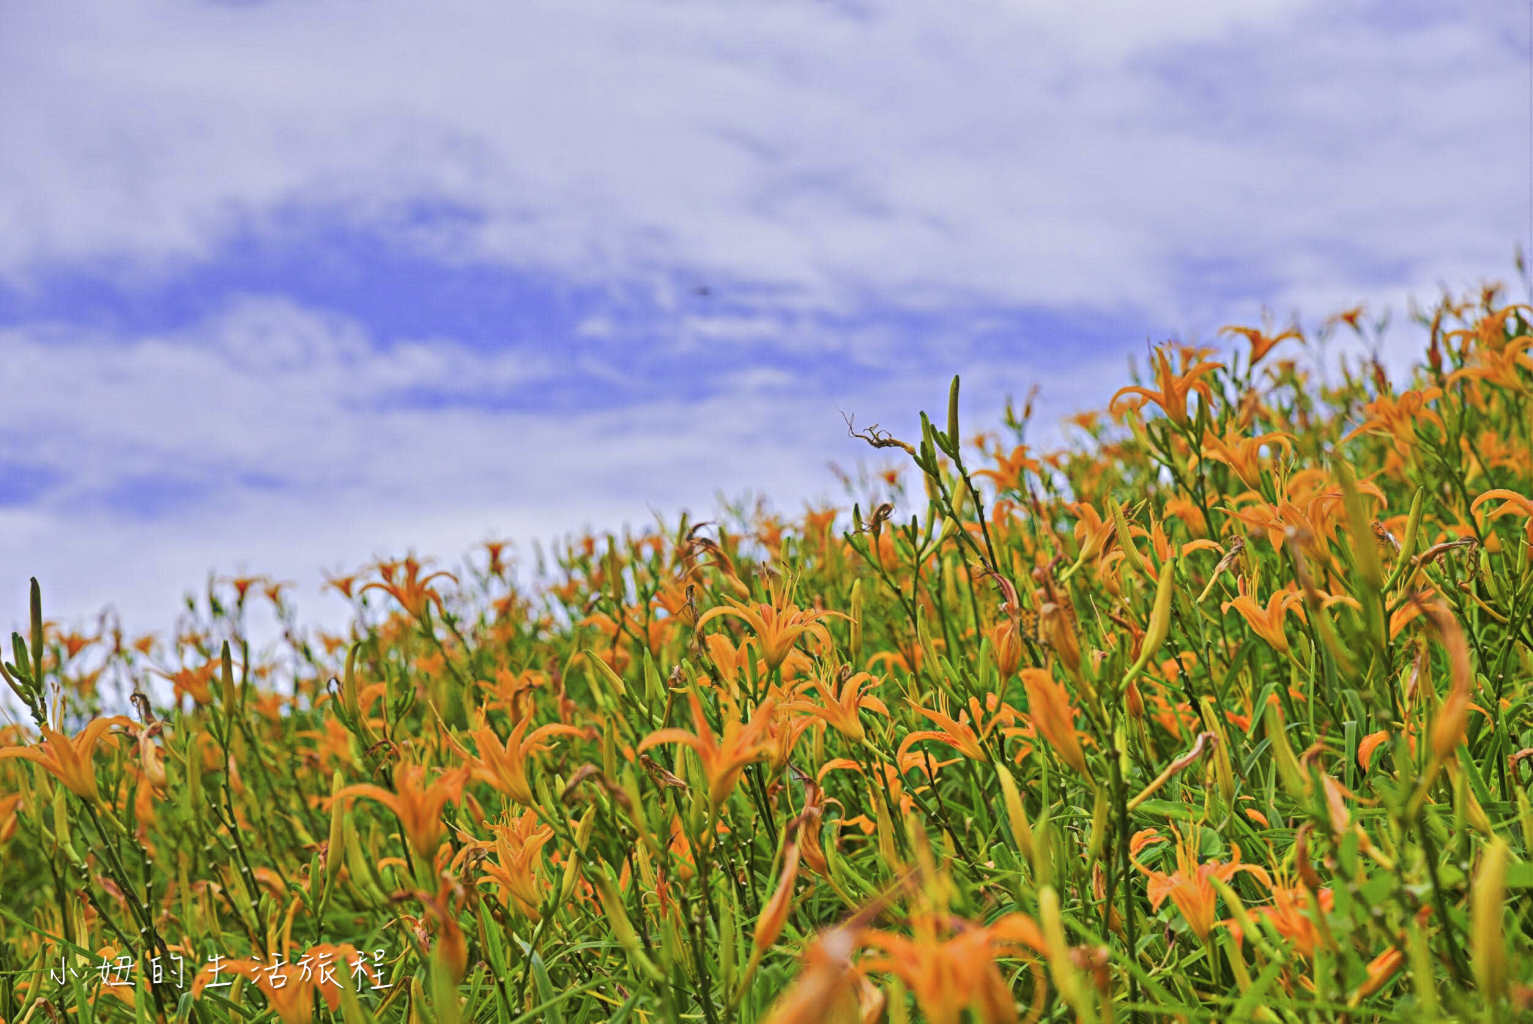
[0,1,1521,324]
[0,297,1125,654]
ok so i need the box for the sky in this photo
[0,0,1527,663]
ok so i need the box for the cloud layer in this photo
[0,0,1525,656]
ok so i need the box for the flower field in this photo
[3,286,1533,1022]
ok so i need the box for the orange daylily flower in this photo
[1110,344,1224,425]
[360,555,457,620]
[152,657,221,706]
[323,572,362,599]
[859,910,1047,1024]
[1449,332,1533,394]
[638,692,777,812]
[1037,601,1083,673]
[1136,826,1269,941]
[986,616,1025,679]
[1224,468,1377,556]
[973,443,1041,494]
[762,920,883,1024]
[1200,426,1294,487]
[696,580,845,672]
[701,631,762,693]
[1471,488,1533,544]
[1164,495,1208,536]
[238,943,375,1022]
[0,793,21,844]
[786,666,889,743]
[1342,387,1444,456]
[189,944,361,1017]
[898,694,1016,765]
[1221,323,1302,367]
[1444,302,1533,352]
[1325,305,1367,334]
[1065,500,1118,564]
[819,758,920,819]
[752,834,804,959]
[1350,946,1406,1003]
[1420,601,1474,763]
[458,716,584,806]
[0,716,133,802]
[1019,668,1090,779]
[1241,878,1335,960]
[408,880,470,983]
[334,763,469,859]
[1357,729,1396,772]
[1222,584,1305,654]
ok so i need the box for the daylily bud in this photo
[1039,602,1081,673]
[946,374,961,453]
[1125,557,1176,684]
[752,839,802,957]
[325,769,347,891]
[987,618,1023,680]
[874,796,900,873]
[220,640,237,711]
[1336,459,1382,589]
[1021,669,1090,781]
[1125,678,1144,719]
[848,580,863,663]
[995,763,1035,864]
[718,895,738,995]
[1452,762,1495,838]
[1085,788,1109,867]
[1424,605,1472,764]
[139,729,167,790]
[1470,837,1509,1003]
[1110,501,1150,580]
[1264,696,1309,799]
[1198,699,1236,805]
[1039,886,1088,1018]
[593,867,664,982]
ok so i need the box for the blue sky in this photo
[0,0,1526,657]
